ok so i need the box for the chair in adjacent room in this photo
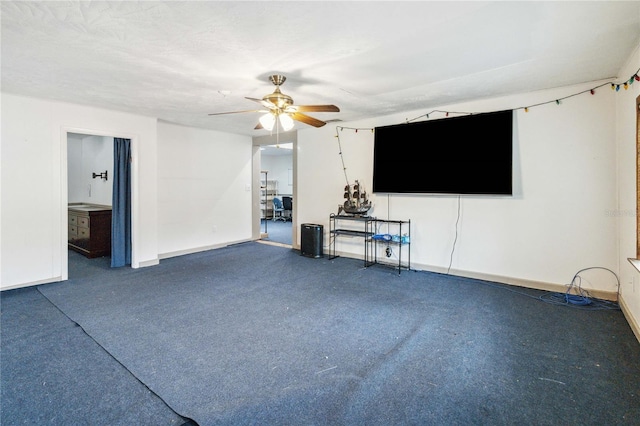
[272,197,286,221]
[282,196,293,221]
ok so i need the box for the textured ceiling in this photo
[2,1,639,136]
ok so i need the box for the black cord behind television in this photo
[372,109,513,195]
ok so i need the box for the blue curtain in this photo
[111,138,132,267]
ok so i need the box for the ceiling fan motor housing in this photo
[264,75,293,109]
[263,89,293,110]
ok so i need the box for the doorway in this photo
[253,133,297,248]
[63,129,135,279]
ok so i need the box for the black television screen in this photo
[372,110,513,195]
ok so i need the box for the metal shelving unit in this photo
[328,214,411,274]
[371,218,411,274]
[328,214,376,267]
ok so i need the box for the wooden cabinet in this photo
[68,204,112,258]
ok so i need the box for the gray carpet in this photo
[1,285,187,425]
[29,243,640,425]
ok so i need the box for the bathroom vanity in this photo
[68,203,112,258]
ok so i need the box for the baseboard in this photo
[413,261,619,301]
[329,251,619,301]
[158,238,252,260]
[619,296,640,344]
[1,276,64,292]
[135,258,160,268]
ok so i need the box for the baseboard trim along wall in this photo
[328,250,619,301]
[426,263,619,302]
[136,258,160,268]
[1,276,64,292]
[158,238,253,261]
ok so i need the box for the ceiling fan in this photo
[209,75,340,131]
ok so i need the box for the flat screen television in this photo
[372,109,513,195]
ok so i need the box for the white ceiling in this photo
[2,1,639,136]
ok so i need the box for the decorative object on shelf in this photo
[334,126,372,216]
[338,179,371,216]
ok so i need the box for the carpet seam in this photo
[35,286,199,426]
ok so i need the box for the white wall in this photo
[297,80,620,296]
[261,154,293,196]
[1,93,158,289]
[157,121,253,257]
[68,135,113,205]
[615,44,640,338]
[67,134,84,202]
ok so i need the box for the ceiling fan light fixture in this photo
[279,113,294,131]
[259,113,276,131]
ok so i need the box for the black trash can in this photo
[301,223,323,258]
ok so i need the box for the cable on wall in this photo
[447,195,461,274]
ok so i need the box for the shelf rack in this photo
[328,214,376,267]
[329,214,411,274]
[371,218,411,274]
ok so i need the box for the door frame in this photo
[252,132,298,249]
[60,126,139,280]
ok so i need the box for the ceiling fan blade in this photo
[254,122,264,130]
[208,109,266,116]
[286,104,340,113]
[246,97,277,110]
[290,112,327,128]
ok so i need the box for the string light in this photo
[336,126,374,133]
[337,67,640,131]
